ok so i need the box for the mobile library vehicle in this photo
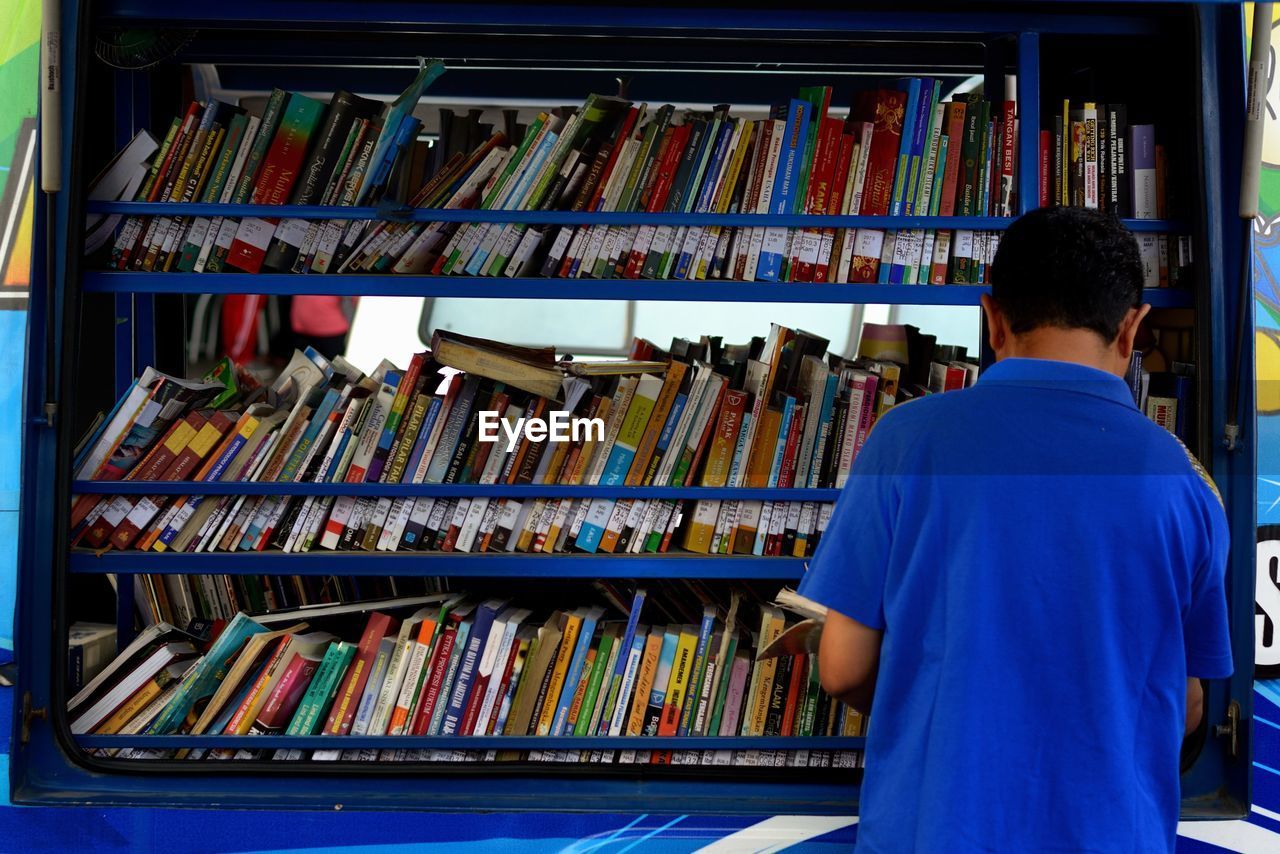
[12,0,1257,818]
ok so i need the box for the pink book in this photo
[718,653,752,736]
[249,652,321,735]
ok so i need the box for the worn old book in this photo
[430,330,563,399]
[757,588,828,660]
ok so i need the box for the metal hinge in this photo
[1214,699,1241,759]
[20,692,47,746]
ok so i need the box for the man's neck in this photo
[1000,327,1123,377]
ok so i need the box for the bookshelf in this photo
[14,0,1255,818]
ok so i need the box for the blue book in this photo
[902,78,936,216]
[428,617,473,735]
[674,120,735,280]
[465,131,557,275]
[890,78,922,216]
[643,628,681,735]
[758,99,811,282]
[279,387,341,482]
[440,598,506,735]
[366,114,422,203]
[402,397,443,480]
[598,588,648,735]
[652,392,689,471]
[767,395,796,488]
[678,605,718,736]
[808,373,840,488]
[550,606,606,735]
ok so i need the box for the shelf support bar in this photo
[1016,31,1040,215]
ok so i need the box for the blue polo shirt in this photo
[799,357,1232,853]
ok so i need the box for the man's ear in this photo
[1114,303,1152,361]
[980,294,1008,357]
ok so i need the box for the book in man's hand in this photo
[756,587,827,661]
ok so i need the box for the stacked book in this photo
[70,588,864,768]
[95,74,1017,285]
[70,320,977,612]
[1039,99,1190,289]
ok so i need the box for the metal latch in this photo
[1214,699,1241,759]
[20,692,47,746]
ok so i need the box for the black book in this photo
[262,90,381,271]
[435,108,455,175]
[763,653,792,736]
[820,391,848,488]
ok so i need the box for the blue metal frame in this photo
[11,0,1255,820]
[69,552,811,578]
[74,483,840,498]
[78,273,1194,307]
[85,201,1184,231]
[75,735,865,750]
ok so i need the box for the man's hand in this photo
[1185,678,1204,738]
[817,609,883,716]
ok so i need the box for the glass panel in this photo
[633,300,867,359]
[889,305,982,358]
[420,298,631,355]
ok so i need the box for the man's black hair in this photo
[989,206,1143,342]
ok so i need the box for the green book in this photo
[286,641,354,735]
[911,79,943,211]
[206,88,288,273]
[705,633,740,737]
[797,653,822,737]
[146,613,267,734]
[573,628,615,736]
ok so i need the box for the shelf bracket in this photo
[21,691,48,746]
[1213,699,1241,760]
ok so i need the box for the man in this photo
[800,207,1232,852]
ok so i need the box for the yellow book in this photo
[535,609,584,735]
[95,679,164,735]
[746,607,785,736]
[656,625,699,735]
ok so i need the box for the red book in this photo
[623,123,690,278]
[227,93,327,273]
[224,635,292,736]
[585,106,641,213]
[858,89,906,217]
[635,126,677,211]
[780,654,807,736]
[323,611,397,735]
[793,117,842,282]
[409,621,459,734]
[944,364,967,392]
[108,410,238,550]
[732,119,775,281]
[251,651,322,734]
[1039,129,1052,208]
[768,401,807,555]
[80,411,209,549]
[1000,100,1017,216]
[119,102,203,270]
[816,132,855,284]
[937,101,967,218]
[852,373,880,461]
[681,381,729,487]
[485,634,525,734]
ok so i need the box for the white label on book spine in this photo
[231,217,275,253]
[274,218,310,249]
